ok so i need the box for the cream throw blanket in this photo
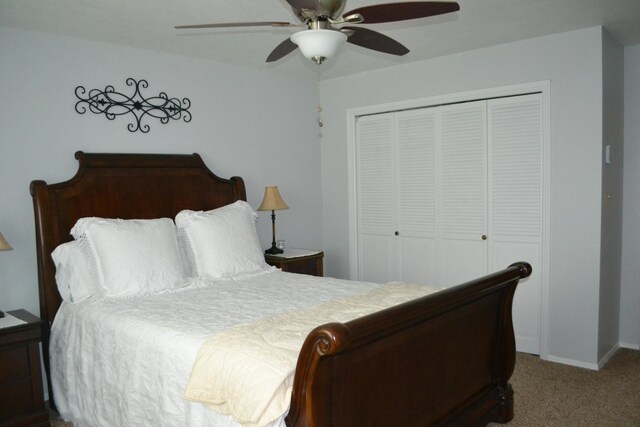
[184,282,439,427]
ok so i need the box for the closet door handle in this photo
[481,234,487,240]
[395,231,400,236]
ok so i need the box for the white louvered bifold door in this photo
[356,113,396,283]
[395,109,437,285]
[438,101,488,287]
[354,94,545,354]
[488,93,543,354]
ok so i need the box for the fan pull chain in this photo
[317,105,323,128]
[316,73,323,128]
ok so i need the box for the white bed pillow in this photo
[175,200,268,278]
[51,240,96,303]
[70,217,187,298]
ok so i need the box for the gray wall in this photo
[1,24,637,371]
[598,30,624,362]
[621,44,640,349]
[319,26,619,367]
[0,27,323,317]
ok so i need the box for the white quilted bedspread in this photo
[184,282,439,427]
[51,269,387,427]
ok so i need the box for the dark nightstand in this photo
[265,250,324,277]
[0,309,48,427]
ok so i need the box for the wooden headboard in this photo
[30,151,246,327]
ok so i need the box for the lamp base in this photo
[265,244,283,255]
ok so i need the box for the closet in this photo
[354,93,543,354]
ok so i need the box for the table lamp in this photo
[0,231,11,318]
[0,232,10,252]
[257,186,288,255]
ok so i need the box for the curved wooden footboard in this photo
[286,262,532,427]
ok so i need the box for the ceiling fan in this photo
[176,0,460,65]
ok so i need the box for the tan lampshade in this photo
[257,186,289,211]
[0,232,12,251]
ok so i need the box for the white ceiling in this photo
[2,0,640,80]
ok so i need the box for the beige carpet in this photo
[51,349,639,426]
[490,348,640,427]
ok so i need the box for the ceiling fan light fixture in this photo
[290,29,347,64]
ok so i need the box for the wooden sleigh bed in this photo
[31,151,531,427]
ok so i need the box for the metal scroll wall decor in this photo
[75,78,192,133]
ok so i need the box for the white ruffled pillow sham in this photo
[51,240,96,303]
[69,217,188,298]
[175,200,269,279]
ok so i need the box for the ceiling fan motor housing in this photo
[292,0,347,21]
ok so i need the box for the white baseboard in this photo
[619,342,640,350]
[597,345,619,369]
[546,343,634,371]
[546,355,599,370]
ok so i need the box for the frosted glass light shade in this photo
[290,29,347,63]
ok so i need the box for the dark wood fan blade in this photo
[266,38,298,62]
[343,26,409,56]
[175,21,293,29]
[343,1,459,24]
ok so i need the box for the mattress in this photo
[51,269,385,427]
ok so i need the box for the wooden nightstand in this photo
[0,310,49,427]
[265,250,324,277]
